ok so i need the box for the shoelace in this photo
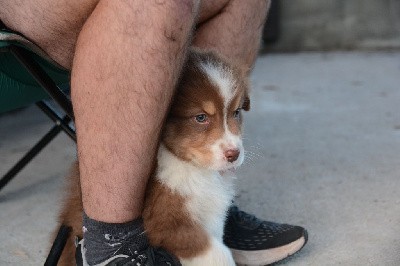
[118,246,178,266]
[229,206,262,228]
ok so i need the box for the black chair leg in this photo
[0,44,76,190]
[36,101,76,142]
[0,103,74,192]
[44,225,72,266]
[0,120,63,191]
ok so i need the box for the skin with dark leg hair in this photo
[71,0,200,223]
[195,0,270,70]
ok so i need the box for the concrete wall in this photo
[267,0,400,51]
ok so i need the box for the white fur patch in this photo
[200,59,244,170]
[181,237,235,266]
[200,60,237,106]
[209,129,244,171]
[157,145,235,240]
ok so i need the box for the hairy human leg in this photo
[195,0,270,69]
[71,0,199,223]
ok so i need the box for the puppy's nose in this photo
[224,149,240,163]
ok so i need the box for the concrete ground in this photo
[1,51,400,265]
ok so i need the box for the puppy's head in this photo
[162,49,250,171]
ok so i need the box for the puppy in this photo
[55,49,250,265]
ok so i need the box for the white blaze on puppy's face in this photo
[200,60,245,170]
[162,51,249,171]
[200,61,236,106]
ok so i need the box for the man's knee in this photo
[105,0,200,48]
[0,0,100,69]
[148,0,200,28]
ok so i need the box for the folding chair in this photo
[0,22,74,265]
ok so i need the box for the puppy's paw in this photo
[181,237,235,266]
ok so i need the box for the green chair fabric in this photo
[0,30,70,113]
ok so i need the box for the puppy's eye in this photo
[233,108,241,118]
[195,114,208,123]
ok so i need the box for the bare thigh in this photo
[0,0,230,69]
[0,0,99,69]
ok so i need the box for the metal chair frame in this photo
[0,44,74,265]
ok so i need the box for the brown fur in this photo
[143,177,209,258]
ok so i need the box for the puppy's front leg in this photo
[181,237,235,266]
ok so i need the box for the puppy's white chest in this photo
[185,172,235,239]
[156,145,235,239]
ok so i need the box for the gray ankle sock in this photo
[82,212,148,265]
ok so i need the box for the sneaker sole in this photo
[230,231,308,266]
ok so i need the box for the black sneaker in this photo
[224,206,308,265]
[75,236,181,266]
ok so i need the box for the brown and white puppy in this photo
[55,49,250,266]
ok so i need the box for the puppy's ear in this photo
[235,63,251,111]
[241,71,251,111]
[243,94,251,111]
